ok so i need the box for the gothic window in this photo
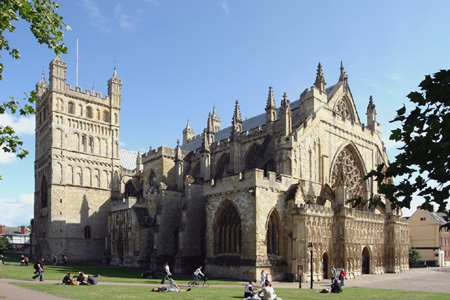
[96,109,100,120]
[89,137,94,153]
[84,226,91,239]
[41,176,48,208]
[244,144,259,171]
[103,110,109,122]
[114,113,118,124]
[149,170,157,187]
[215,153,230,179]
[266,209,280,255]
[331,146,364,201]
[334,98,350,119]
[68,102,74,114]
[86,106,93,118]
[79,104,83,116]
[214,200,242,255]
[81,135,87,152]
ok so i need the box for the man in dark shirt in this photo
[32,258,45,281]
[62,272,73,285]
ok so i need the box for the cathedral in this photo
[33,56,409,282]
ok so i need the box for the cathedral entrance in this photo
[362,247,370,274]
[322,253,329,279]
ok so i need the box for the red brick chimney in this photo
[21,226,26,234]
[0,225,3,234]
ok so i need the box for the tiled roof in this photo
[120,148,139,171]
[422,210,447,226]
[0,227,30,236]
[181,99,301,152]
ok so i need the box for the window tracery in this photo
[214,200,241,255]
[331,147,364,199]
[334,99,350,119]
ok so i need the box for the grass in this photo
[0,253,237,285]
[2,253,450,299]
[11,284,450,300]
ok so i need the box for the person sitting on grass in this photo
[261,281,282,300]
[244,281,261,298]
[62,272,73,285]
[141,269,156,279]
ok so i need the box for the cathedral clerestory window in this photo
[331,147,364,201]
[266,210,280,255]
[214,200,242,255]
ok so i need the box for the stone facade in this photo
[34,57,409,281]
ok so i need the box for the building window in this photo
[41,176,48,208]
[103,110,109,122]
[68,102,74,114]
[266,210,280,255]
[86,106,93,118]
[214,200,241,255]
[84,226,91,239]
[420,217,426,221]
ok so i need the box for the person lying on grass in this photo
[151,278,191,292]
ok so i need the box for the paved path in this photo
[1,267,449,299]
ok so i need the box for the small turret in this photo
[49,55,67,91]
[265,86,277,124]
[367,95,377,130]
[175,140,184,190]
[182,119,194,144]
[36,72,49,97]
[210,106,221,133]
[136,152,143,173]
[339,61,348,91]
[314,62,326,92]
[279,92,292,137]
[231,100,242,141]
[108,67,122,108]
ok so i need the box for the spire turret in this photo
[49,55,67,91]
[108,67,122,108]
[175,139,184,190]
[36,72,49,97]
[314,62,326,92]
[280,92,292,136]
[265,86,277,124]
[210,106,221,133]
[231,100,242,141]
[182,119,194,144]
[367,95,377,129]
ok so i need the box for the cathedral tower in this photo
[33,56,121,261]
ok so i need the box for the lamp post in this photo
[308,242,314,289]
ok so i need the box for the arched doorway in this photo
[362,247,370,274]
[322,253,329,279]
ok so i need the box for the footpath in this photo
[1,267,449,299]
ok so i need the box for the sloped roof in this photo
[422,210,447,226]
[120,148,139,171]
[181,99,301,152]
[1,227,30,236]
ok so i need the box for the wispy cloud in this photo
[222,3,230,14]
[82,0,111,33]
[0,114,35,135]
[0,194,34,226]
[115,4,134,31]
[384,73,401,81]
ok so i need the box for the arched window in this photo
[244,144,260,171]
[266,209,280,255]
[331,146,365,203]
[103,110,109,122]
[84,226,92,239]
[86,106,93,118]
[214,200,241,255]
[96,109,100,120]
[149,170,156,187]
[41,176,48,208]
[68,102,74,114]
[114,113,118,124]
[79,104,83,116]
[215,153,230,179]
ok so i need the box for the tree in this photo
[363,69,450,222]
[0,235,12,253]
[409,248,422,265]
[0,0,69,179]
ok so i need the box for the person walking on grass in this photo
[161,262,172,284]
[32,258,45,281]
[330,265,337,283]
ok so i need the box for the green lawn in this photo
[11,283,450,300]
[2,254,450,300]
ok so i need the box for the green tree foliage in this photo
[0,0,69,179]
[409,248,422,264]
[364,69,450,221]
[0,235,12,253]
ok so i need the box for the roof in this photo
[413,210,448,226]
[0,227,31,236]
[181,99,302,152]
[120,148,139,171]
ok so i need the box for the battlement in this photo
[111,196,138,211]
[64,83,112,104]
[142,145,175,163]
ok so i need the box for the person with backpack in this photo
[32,258,45,281]
[330,265,337,283]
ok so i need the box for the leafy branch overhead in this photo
[362,69,450,220]
[0,0,69,178]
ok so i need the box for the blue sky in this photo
[1,0,449,226]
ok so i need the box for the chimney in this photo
[0,225,3,234]
[21,226,26,234]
